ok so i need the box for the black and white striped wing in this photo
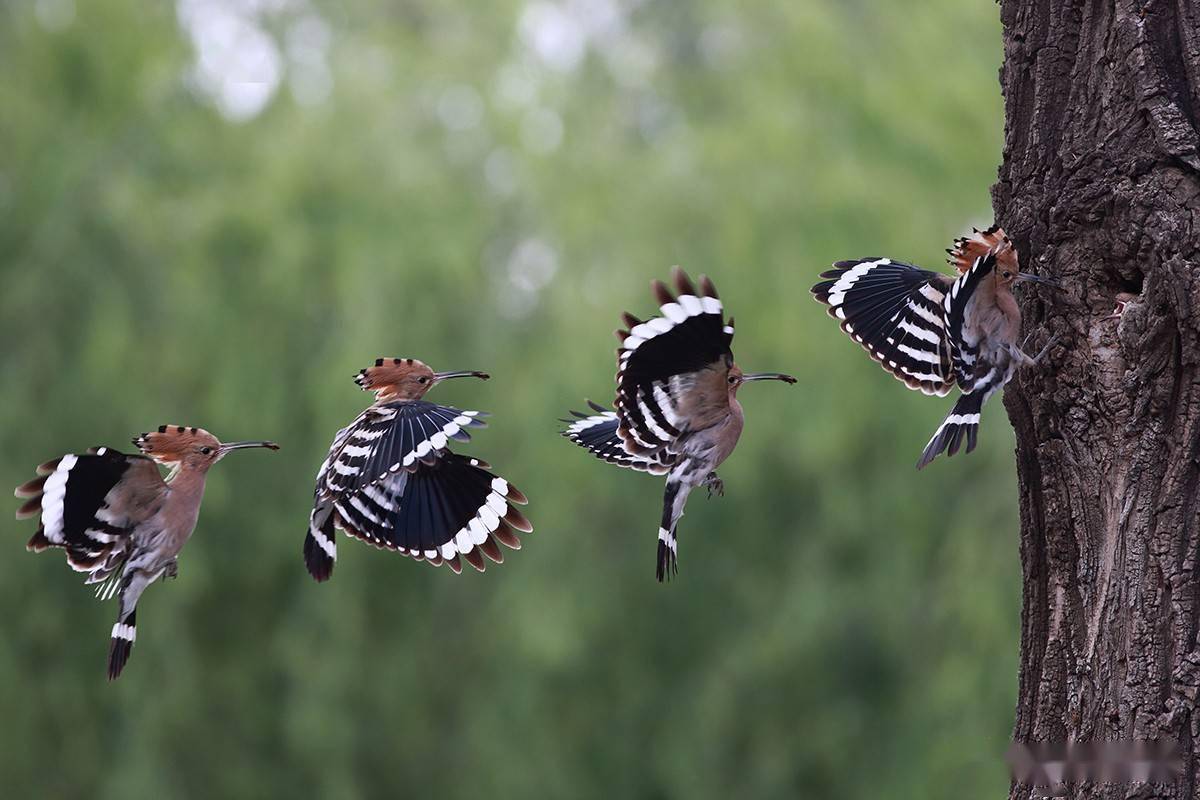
[307,401,530,576]
[333,453,531,573]
[16,448,164,583]
[317,401,487,496]
[561,401,676,475]
[942,253,995,391]
[812,258,955,396]
[615,270,734,453]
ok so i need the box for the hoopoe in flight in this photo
[14,427,278,679]
[811,226,1059,469]
[563,267,796,581]
[305,358,532,580]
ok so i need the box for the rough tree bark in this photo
[994,0,1200,798]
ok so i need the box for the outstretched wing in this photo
[17,447,164,585]
[316,401,487,497]
[561,400,676,475]
[614,266,735,454]
[309,401,531,575]
[812,258,955,396]
[333,454,532,573]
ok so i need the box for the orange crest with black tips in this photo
[947,225,1017,275]
[133,425,220,463]
[355,357,437,401]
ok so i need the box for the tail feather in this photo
[107,609,136,681]
[656,527,678,582]
[304,501,337,582]
[917,393,985,469]
[656,478,690,582]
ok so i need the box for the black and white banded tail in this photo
[917,391,985,470]
[108,609,136,680]
[657,480,685,582]
[304,499,336,582]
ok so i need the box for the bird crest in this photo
[355,358,432,394]
[133,426,220,463]
[354,358,490,402]
[947,225,1016,274]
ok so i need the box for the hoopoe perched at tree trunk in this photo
[305,358,532,580]
[563,267,796,582]
[811,226,1060,469]
[14,427,278,679]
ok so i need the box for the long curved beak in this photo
[1018,272,1062,289]
[218,440,280,455]
[434,370,490,382]
[741,372,798,384]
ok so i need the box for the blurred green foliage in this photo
[0,1,1019,797]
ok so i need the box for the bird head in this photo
[952,227,1059,290]
[133,426,278,471]
[994,249,1061,291]
[725,363,797,397]
[355,357,490,402]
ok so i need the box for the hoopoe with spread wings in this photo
[563,267,795,581]
[305,358,532,580]
[14,427,278,679]
[812,226,1059,469]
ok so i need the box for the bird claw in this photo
[1030,334,1060,365]
[705,474,725,499]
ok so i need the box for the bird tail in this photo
[107,608,136,681]
[656,477,692,582]
[304,500,337,582]
[917,392,985,469]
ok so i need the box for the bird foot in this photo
[705,474,725,499]
[1030,334,1060,365]
[1019,334,1060,367]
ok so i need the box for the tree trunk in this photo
[994,0,1200,797]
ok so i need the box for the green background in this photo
[0,1,1019,797]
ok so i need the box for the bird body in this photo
[811,226,1058,468]
[305,358,531,580]
[564,267,795,581]
[15,427,278,679]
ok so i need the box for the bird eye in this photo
[200,446,212,455]
[418,376,429,384]
[728,375,738,384]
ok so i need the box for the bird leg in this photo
[1029,334,1060,365]
[1016,334,1060,368]
[705,472,725,499]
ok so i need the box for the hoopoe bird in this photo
[14,427,278,679]
[811,226,1059,469]
[563,267,796,581]
[305,358,532,580]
